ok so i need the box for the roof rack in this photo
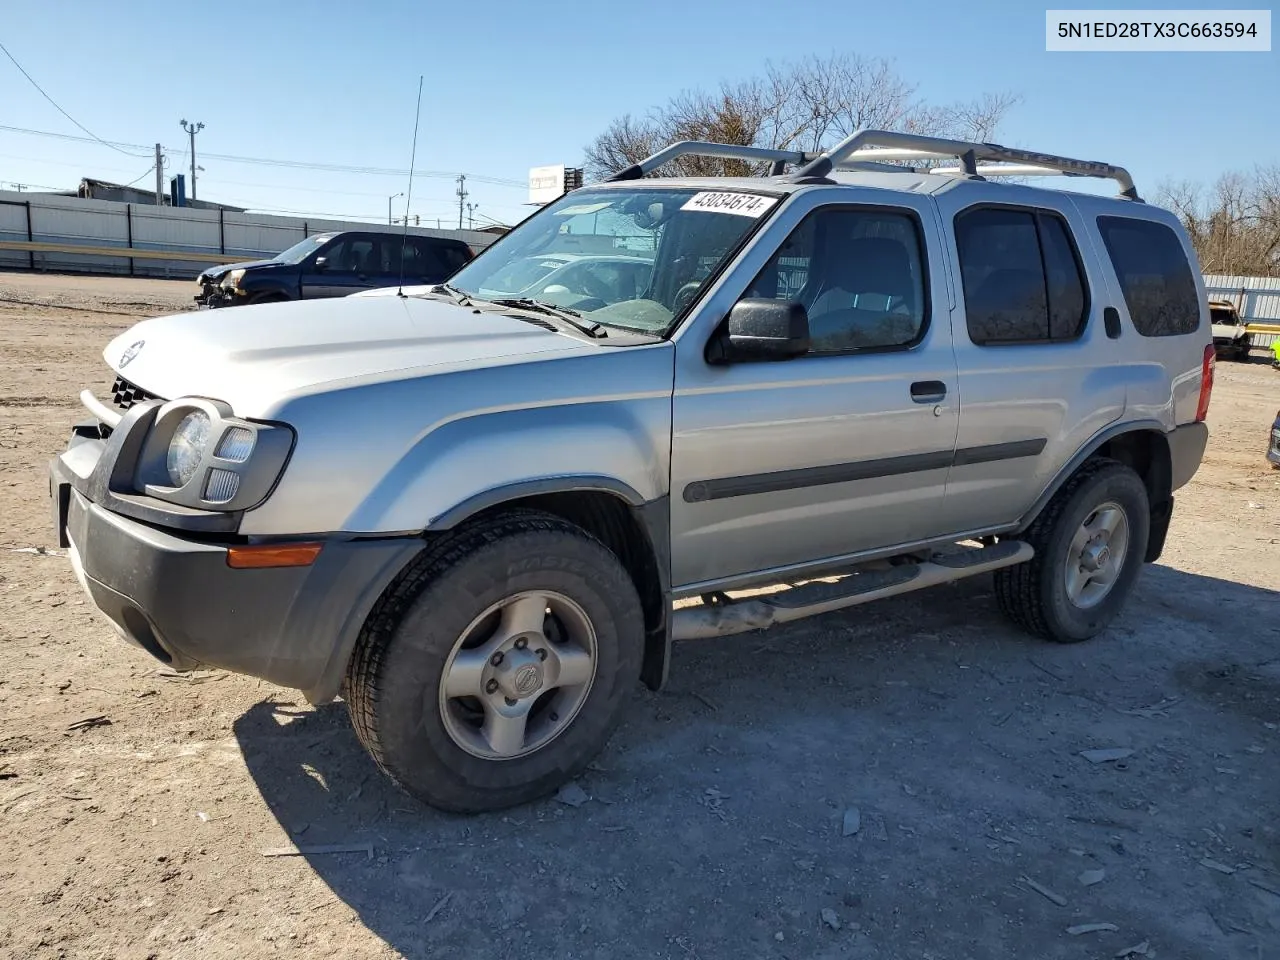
[606,142,825,182]
[609,129,1140,201]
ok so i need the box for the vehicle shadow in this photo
[233,562,1280,960]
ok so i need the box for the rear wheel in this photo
[995,458,1149,643]
[345,510,644,812]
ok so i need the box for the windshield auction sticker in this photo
[681,192,778,217]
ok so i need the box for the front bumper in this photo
[194,284,237,308]
[49,420,423,703]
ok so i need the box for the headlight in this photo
[166,411,211,486]
[223,268,246,289]
[133,399,296,512]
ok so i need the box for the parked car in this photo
[1269,408,1280,468]
[51,129,1213,813]
[1209,299,1252,361]
[194,230,473,307]
[352,253,654,309]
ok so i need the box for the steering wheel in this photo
[575,271,614,303]
[672,281,702,315]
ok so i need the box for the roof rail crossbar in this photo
[932,164,1095,179]
[606,141,820,181]
[797,129,1140,200]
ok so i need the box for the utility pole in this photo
[179,120,204,201]
[154,143,164,206]
[456,174,467,230]
[466,202,478,230]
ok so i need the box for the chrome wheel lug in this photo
[485,679,499,694]
[515,637,528,650]
[490,651,504,667]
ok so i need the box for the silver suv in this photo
[49,130,1214,812]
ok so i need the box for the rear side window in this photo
[954,207,1089,344]
[399,239,472,281]
[430,241,472,274]
[1095,216,1200,337]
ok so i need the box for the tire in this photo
[345,509,644,813]
[994,457,1150,643]
[249,292,288,305]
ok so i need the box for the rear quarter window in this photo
[1095,216,1200,337]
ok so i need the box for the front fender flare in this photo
[429,475,646,529]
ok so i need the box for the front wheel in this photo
[995,458,1150,643]
[345,510,644,812]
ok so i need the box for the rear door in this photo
[669,190,960,590]
[931,190,1125,534]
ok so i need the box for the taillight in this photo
[1195,343,1215,422]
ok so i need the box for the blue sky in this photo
[1,0,1275,226]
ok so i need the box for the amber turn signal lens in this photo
[226,543,323,569]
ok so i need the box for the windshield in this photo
[447,187,779,333]
[273,235,331,265]
[1210,307,1238,326]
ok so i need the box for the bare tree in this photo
[583,53,1020,181]
[1156,166,1280,277]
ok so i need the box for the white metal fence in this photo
[0,189,497,280]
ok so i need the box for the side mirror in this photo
[313,256,328,271]
[710,298,810,363]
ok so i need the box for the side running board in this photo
[671,540,1033,641]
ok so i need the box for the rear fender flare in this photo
[1018,420,1167,531]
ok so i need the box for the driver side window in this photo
[747,207,929,354]
[317,238,349,272]
[318,238,369,275]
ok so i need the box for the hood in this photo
[103,295,596,417]
[198,258,287,281]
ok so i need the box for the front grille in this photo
[111,375,160,410]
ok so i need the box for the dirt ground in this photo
[1,270,1278,960]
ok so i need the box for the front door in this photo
[669,192,960,591]
[300,235,383,298]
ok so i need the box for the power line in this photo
[0,41,149,158]
[0,151,511,202]
[121,165,156,187]
[0,123,526,186]
[0,149,529,217]
[243,202,489,224]
[3,180,61,192]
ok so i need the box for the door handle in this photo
[1103,306,1122,339]
[910,380,947,404]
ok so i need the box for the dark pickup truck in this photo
[195,230,474,307]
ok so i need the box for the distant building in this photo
[73,177,246,212]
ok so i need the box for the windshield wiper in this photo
[488,298,607,339]
[426,282,473,305]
